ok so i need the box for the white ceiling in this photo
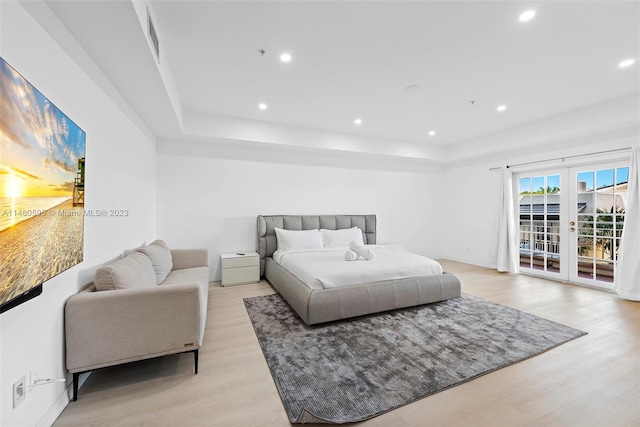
[46,1,639,162]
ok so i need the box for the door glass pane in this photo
[519,178,533,268]
[596,169,614,189]
[577,171,595,214]
[532,176,545,195]
[578,257,595,280]
[596,261,614,282]
[595,169,615,219]
[614,168,627,262]
[547,175,560,194]
[617,167,629,186]
[577,235,594,257]
[520,177,532,195]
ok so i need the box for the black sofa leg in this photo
[72,372,79,401]
[70,350,198,401]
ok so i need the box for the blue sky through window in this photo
[577,167,628,192]
[548,175,560,190]
[617,167,629,185]
[596,169,614,189]
[519,175,560,193]
[521,168,628,194]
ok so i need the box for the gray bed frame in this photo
[257,215,461,325]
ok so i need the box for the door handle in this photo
[570,227,576,232]
[569,221,575,226]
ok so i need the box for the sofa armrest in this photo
[65,283,202,373]
[171,249,209,270]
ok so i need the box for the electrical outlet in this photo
[13,376,26,409]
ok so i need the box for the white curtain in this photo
[497,166,519,273]
[615,143,640,301]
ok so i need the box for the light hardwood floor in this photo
[54,260,640,426]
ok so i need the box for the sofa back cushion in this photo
[136,240,173,284]
[94,252,157,291]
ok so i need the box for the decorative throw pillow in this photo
[94,252,156,291]
[136,240,173,284]
[274,228,324,252]
[321,226,364,248]
[122,245,144,257]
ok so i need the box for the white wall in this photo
[156,145,446,281]
[0,2,157,426]
[439,162,503,268]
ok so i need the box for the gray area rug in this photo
[244,293,586,424]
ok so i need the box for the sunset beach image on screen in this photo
[0,57,86,309]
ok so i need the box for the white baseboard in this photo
[36,373,91,427]
[36,388,68,427]
[439,256,497,270]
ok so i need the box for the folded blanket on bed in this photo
[344,250,360,261]
[349,241,376,261]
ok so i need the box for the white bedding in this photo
[272,247,443,289]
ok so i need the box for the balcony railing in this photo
[519,239,559,254]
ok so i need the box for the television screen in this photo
[0,57,86,313]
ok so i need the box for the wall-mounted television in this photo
[0,57,86,313]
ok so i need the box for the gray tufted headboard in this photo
[257,215,376,276]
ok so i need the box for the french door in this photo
[516,161,629,289]
[517,170,566,280]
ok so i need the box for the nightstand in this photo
[220,252,260,286]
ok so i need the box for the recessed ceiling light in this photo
[428,131,436,136]
[619,58,636,68]
[258,103,268,110]
[354,118,362,125]
[497,105,507,112]
[280,53,292,63]
[519,10,536,22]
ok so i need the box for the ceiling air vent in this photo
[147,7,160,62]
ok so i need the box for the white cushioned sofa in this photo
[64,240,209,401]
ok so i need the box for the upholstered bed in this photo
[257,215,461,325]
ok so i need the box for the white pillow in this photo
[321,226,364,248]
[136,240,173,285]
[274,228,323,252]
